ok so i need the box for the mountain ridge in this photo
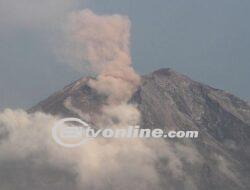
[29,68,250,190]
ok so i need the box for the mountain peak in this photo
[152,68,175,75]
[150,68,193,83]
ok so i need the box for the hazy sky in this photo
[0,0,250,110]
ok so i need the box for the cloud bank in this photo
[0,109,202,190]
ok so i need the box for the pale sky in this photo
[0,0,250,110]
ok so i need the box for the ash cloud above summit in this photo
[0,4,250,190]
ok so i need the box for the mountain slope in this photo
[29,68,250,190]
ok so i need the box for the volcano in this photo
[29,68,250,190]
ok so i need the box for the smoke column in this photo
[63,9,141,127]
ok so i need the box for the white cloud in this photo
[0,109,202,189]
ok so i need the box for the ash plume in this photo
[62,9,141,126]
